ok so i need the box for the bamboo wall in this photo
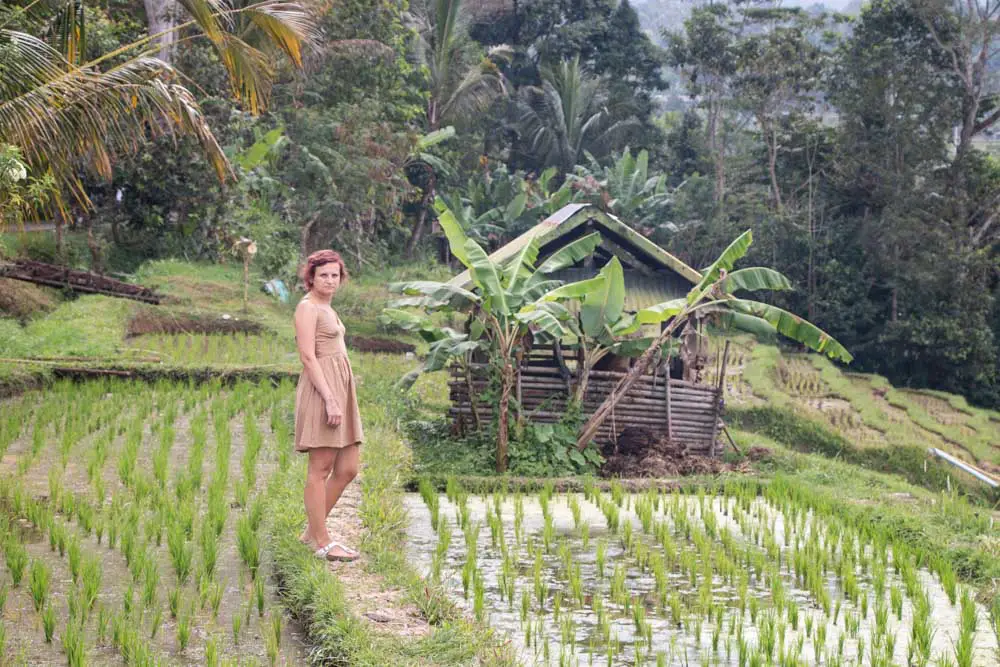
[448,362,724,456]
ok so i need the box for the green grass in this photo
[0,296,132,358]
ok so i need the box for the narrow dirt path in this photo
[316,476,431,639]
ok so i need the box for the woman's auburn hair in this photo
[300,250,349,290]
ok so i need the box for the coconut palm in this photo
[512,56,640,174]
[412,0,510,131]
[0,0,316,238]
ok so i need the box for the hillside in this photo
[704,336,1000,491]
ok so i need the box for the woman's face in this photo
[312,262,341,296]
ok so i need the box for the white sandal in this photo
[314,541,359,562]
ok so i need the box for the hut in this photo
[446,204,727,456]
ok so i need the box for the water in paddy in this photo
[403,490,999,666]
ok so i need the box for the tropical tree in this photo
[412,0,510,131]
[511,56,639,173]
[0,0,315,247]
[568,148,675,229]
[382,197,602,471]
[573,230,853,448]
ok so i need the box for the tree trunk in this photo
[300,214,319,259]
[55,218,64,261]
[763,118,782,211]
[496,362,514,472]
[143,0,178,63]
[405,181,434,259]
[86,217,102,273]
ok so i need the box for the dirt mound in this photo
[600,427,756,478]
[0,278,57,320]
[345,335,415,354]
[126,309,266,337]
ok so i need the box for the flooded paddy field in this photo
[405,480,1000,666]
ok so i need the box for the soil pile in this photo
[345,335,415,354]
[0,278,57,320]
[600,426,763,478]
[127,309,266,336]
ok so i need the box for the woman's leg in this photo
[304,448,337,548]
[323,444,360,515]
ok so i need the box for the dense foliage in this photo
[2,0,1000,407]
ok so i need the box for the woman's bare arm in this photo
[294,302,342,426]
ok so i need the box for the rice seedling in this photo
[209,580,224,619]
[4,535,27,586]
[473,570,486,621]
[890,585,903,620]
[206,634,220,667]
[431,519,452,581]
[908,589,933,667]
[42,603,55,642]
[596,539,607,579]
[167,520,193,584]
[150,605,163,639]
[232,607,243,644]
[81,556,101,613]
[169,587,181,619]
[954,589,977,667]
[29,558,50,612]
[939,559,958,606]
[63,619,85,667]
[256,575,266,616]
[266,613,282,667]
[176,602,193,651]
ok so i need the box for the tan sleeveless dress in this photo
[294,302,364,452]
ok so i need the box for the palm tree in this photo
[512,56,640,173]
[404,0,510,257]
[412,0,509,132]
[0,0,316,248]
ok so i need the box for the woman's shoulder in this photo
[295,298,319,317]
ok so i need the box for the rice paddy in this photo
[407,478,1000,666]
[0,377,307,665]
[127,332,298,368]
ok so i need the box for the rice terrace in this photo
[3,0,1000,665]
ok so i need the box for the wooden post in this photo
[664,357,672,443]
[710,340,730,457]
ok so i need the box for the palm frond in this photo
[0,30,231,211]
[177,0,315,113]
[243,1,319,66]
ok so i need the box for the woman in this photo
[294,249,363,562]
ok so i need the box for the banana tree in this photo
[382,197,602,471]
[572,229,852,449]
[523,256,662,405]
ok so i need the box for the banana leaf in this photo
[388,280,480,309]
[533,232,602,275]
[465,239,509,315]
[727,299,853,363]
[720,267,792,294]
[504,237,541,294]
[581,257,624,337]
[690,229,753,303]
[434,197,471,267]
